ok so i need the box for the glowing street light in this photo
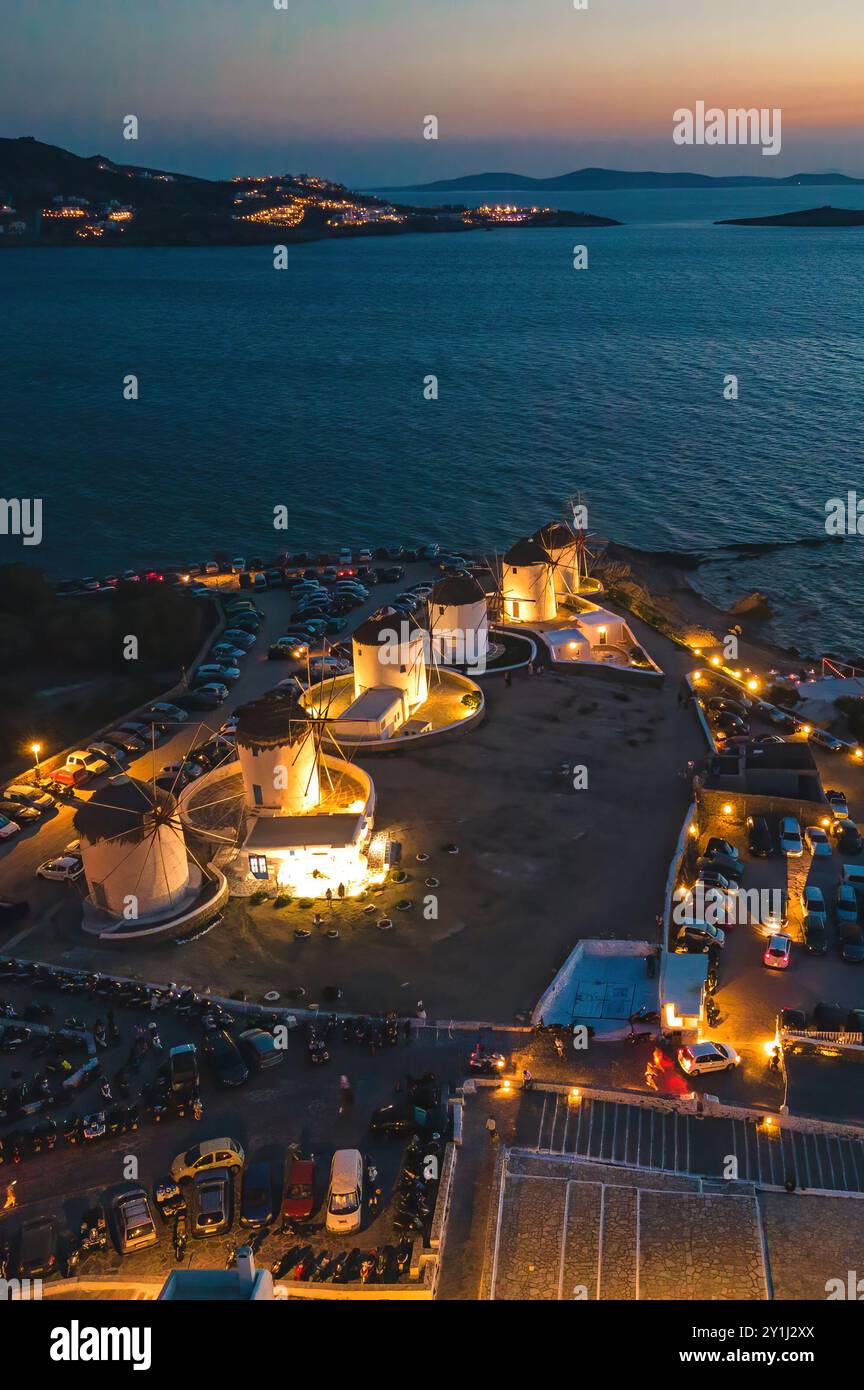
[31,743,41,773]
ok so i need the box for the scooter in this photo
[359,1251,376,1283]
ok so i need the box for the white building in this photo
[501,537,557,623]
[233,692,377,897]
[236,691,319,814]
[74,776,191,919]
[430,573,489,667]
[533,521,583,599]
[351,608,428,711]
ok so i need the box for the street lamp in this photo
[31,743,41,773]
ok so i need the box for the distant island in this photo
[0,137,618,248]
[388,167,864,193]
[716,205,864,227]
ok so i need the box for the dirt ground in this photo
[18,615,706,1022]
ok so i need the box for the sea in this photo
[2,185,863,659]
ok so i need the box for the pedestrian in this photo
[527,660,534,676]
[403,1019,412,1046]
[338,1074,353,1114]
[314,912,324,933]
[325,887,334,910]
[522,1068,533,1092]
[485,1117,498,1143]
[504,669,512,688]
[415,1000,427,1024]
[3,1181,17,1211]
[337,882,345,902]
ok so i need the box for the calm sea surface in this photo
[2,186,863,657]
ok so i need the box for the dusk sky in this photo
[4,0,863,185]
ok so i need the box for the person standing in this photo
[325,887,334,910]
[339,1074,353,1114]
[337,882,345,902]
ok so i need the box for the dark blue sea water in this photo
[2,186,863,656]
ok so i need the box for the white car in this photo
[778,817,803,857]
[0,815,21,841]
[196,664,241,683]
[160,761,204,781]
[825,790,849,819]
[804,825,832,858]
[4,784,55,812]
[37,854,84,881]
[676,1041,740,1076]
[309,657,351,677]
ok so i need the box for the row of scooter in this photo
[269,1239,413,1284]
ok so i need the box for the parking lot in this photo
[0,967,473,1284]
[690,673,864,1118]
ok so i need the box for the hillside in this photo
[391,167,864,193]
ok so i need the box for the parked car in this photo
[36,854,84,882]
[211,644,247,663]
[676,1041,740,1076]
[825,789,849,819]
[0,800,41,826]
[763,934,792,970]
[204,1030,249,1087]
[87,742,127,768]
[240,1162,276,1228]
[325,1148,364,1234]
[193,1167,234,1237]
[800,884,826,914]
[376,566,404,583]
[809,729,847,752]
[804,825,833,858]
[840,925,864,963]
[238,1027,285,1071]
[196,663,241,684]
[15,1217,59,1279]
[171,1137,245,1183]
[803,912,829,955]
[223,629,256,649]
[765,705,798,731]
[111,1185,159,1254]
[3,784,55,812]
[369,1101,447,1136]
[176,691,223,712]
[746,815,773,857]
[778,817,804,858]
[168,1043,199,1098]
[52,750,109,786]
[831,819,864,854]
[713,711,749,736]
[193,683,229,702]
[678,922,726,952]
[698,852,743,882]
[835,883,859,927]
[143,702,189,722]
[280,1156,315,1227]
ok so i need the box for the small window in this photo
[400,664,406,673]
[249,854,269,879]
[252,784,263,806]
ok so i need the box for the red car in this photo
[280,1156,315,1230]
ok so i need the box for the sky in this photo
[3,0,863,185]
